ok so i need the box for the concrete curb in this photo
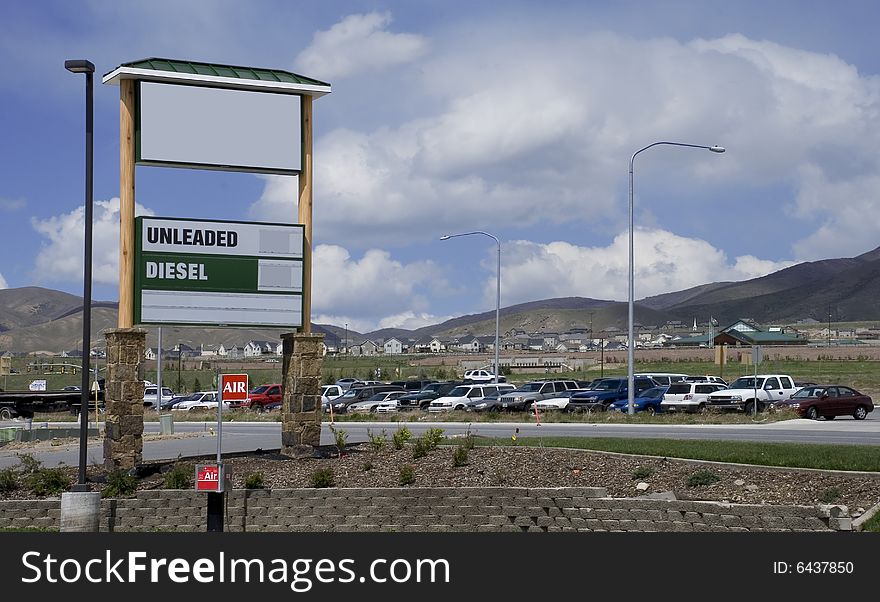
[852,500,880,531]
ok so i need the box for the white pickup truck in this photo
[705,374,800,413]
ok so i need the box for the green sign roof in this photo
[103,57,331,97]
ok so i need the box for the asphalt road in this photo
[1,413,878,469]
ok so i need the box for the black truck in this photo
[0,380,104,419]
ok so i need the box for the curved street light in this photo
[628,142,725,415]
[440,231,501,383]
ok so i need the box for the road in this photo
[1,414,878,468]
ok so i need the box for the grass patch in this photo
[687,470,721,487]
[479,436,880,472]
[861,511,880,532]
[310,467,335,488]
[632,466,655,480]
[102,469,137,498]
[399,464,415,486]
[163,463,193,489]
[818,486,841,504]
[244,473,265,489]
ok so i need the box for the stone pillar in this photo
[281,332,324,458]
[103,328,146,469]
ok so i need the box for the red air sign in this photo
[220,373,249,402]
[196,464,223,492]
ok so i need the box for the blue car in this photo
[609,386,669,415]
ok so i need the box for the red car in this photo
[242,383,282,412]
[773,385,873,420]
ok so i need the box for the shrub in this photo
[27,468,70,497]
[392,426,412,450]
[686,470,721,488]
[819,487,841,504]
[399,465,415,486]
[367,429,387,452]
[463,433,476,450]
[412,437,430,459]
[423,428,445,449]
[244,473,265,489]
[102,469,137,498]
[15,453,42,474]
[192,377,202,392]
[164,463,193,489]
[0,468,19,493]
[632,466,655,480]
[310,467,335,488]
[452,445,469,467]
[361,460,373,472]
[330,426,348,458]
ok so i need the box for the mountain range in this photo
[1,245,879,353]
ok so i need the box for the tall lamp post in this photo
[627,142,724,415]
[65,59,95,492]
[441,231,501,383]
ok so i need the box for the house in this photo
[457,336,482,353]
[225,344,242,359]
[172,343,199,358]
[62,349,83,358]
[350,340,380,356]
[713,321,807,347]
[527,338,545,351]
[541,332,559,347]
[200,344,219,357]
[0,352,12,376]
[477,335,497,350]
[555,342,569,353]
[429,337,447,353]
[383,337,403,355]
[244,340,277,357]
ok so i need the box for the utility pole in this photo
[827,306,832,347]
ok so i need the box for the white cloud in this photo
[295,12,427,80]
[495,229,795,307]
[0,273,7,289]
[254,28,880,259]
[312,244,443,331]
[31,198,154,284]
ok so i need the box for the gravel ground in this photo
[3,439,879,517]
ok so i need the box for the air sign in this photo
[134,216,304,327]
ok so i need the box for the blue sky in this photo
[3,0,880,332]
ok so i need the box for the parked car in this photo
[463,369,505,383]
[661,381,729,413]
[683,375,728,386]
[161,392,199,411]
[567,376,658,412]
[320,384,344,411]
[429,384,503,412]
[375,399,400,414]
[397,381,463,411]
[498,380,582,411]
[390,379,438,392]
[463,384,517,411]
[143,385,175,409]
[243,383,282,411]
[534,389,586,412]
[262,400,283,412]
[328,384,405,413]
[772,385,874,420]
[609,385,669,415]
[335,378,363,391]
[706,374,799,413]
[634,373,688,386]
[347,391,408,413]
[173,391,228,411]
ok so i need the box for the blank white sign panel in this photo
[139,82,301,173]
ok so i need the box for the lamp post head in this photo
[65,59,95,74]
[440,235,451,240]
[708,145,725,153]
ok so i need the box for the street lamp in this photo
[440,231,501,383]
[65,59,95,492]
[627,142,724,415]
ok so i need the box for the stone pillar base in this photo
[103,328,146,470]
[280,332,324,456]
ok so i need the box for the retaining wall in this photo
[0,487,854,532]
